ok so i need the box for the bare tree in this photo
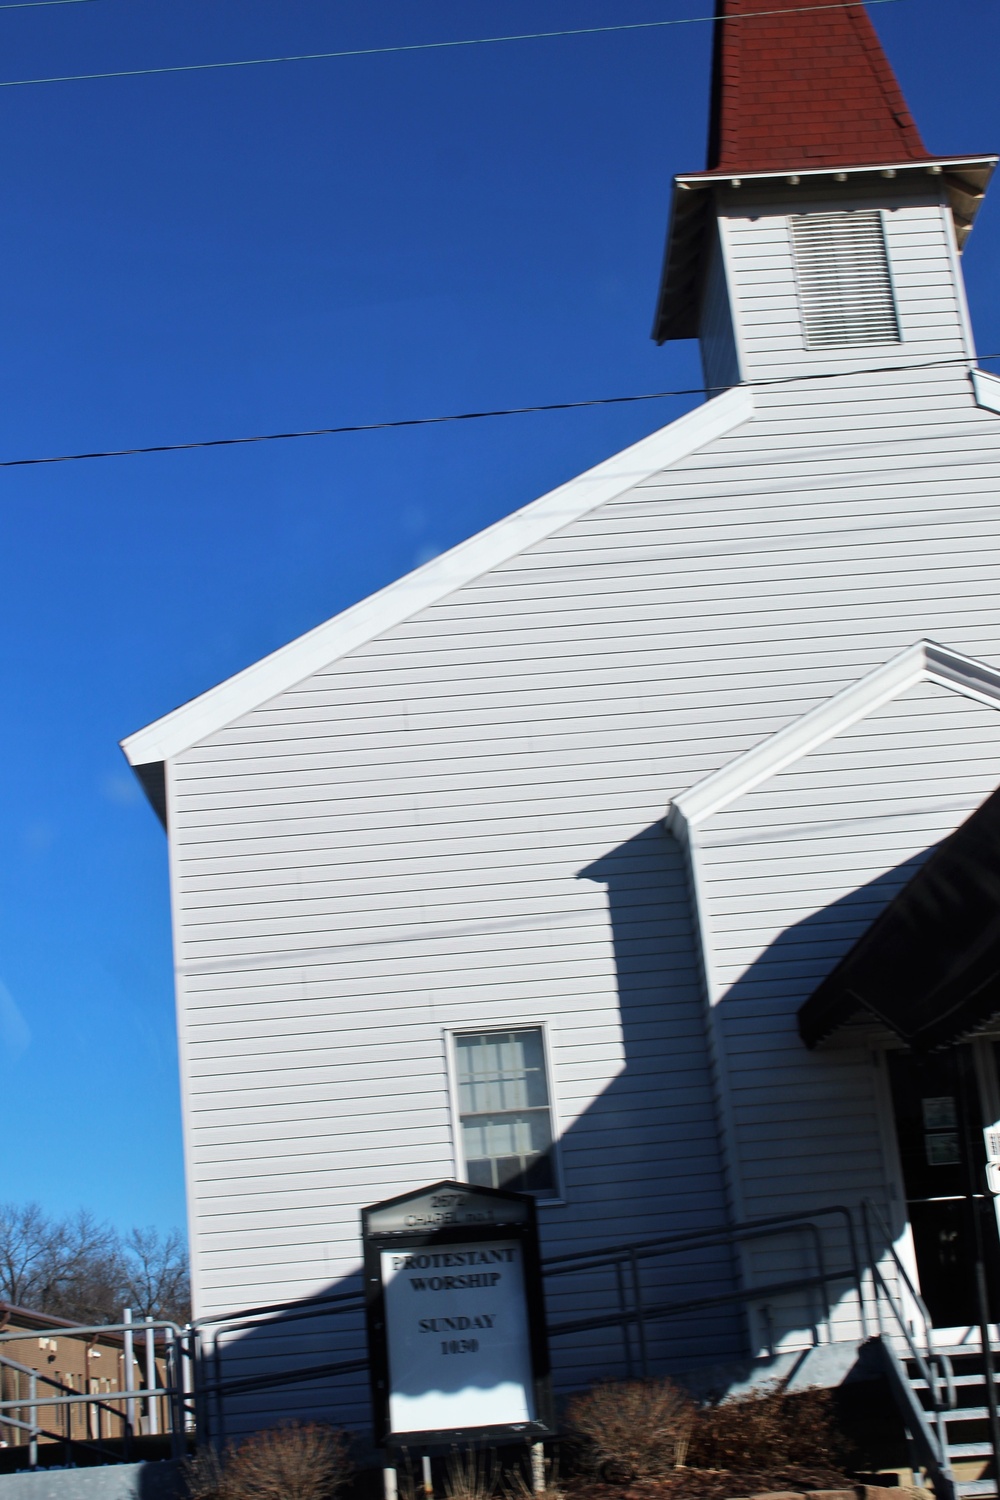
[122,1226,191,1324]
[0,1202,189,1324]
[0,1202,59,1308]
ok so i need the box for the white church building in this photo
[123,0,1000,1461]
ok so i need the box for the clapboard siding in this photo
[155,181,1000,1423]
[691,682,1000,1345]
[720,190,969,381]
[699,221,742,390]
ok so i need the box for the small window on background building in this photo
[790,209,900,349]
[454,1028,557,1196]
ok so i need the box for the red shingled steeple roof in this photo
[651,0,995,341]
[706,0,930,173]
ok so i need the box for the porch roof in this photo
[798,782,1000,1052]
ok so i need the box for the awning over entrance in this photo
[798,783,1000,1051]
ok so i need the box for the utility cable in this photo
[0,0,98,8]
[1,352,996,469]
[0,0,911,89]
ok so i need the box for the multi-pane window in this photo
[790,209,900,349]
[454,1029,557,1197]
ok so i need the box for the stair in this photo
[907,1348,1000,1499]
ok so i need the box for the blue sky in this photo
[1,0,998,1242]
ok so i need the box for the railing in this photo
[191,1289,367,1448]
[189,1204,867,1448]
[0,1204,883,1466]
[0,1313,194,1465]
[544,1205,866,1377]
[861,1198,953,1406]
[860,1198,956,1500]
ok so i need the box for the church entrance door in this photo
[886,1044,1000,1333]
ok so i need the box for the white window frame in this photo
[445,1021,565,1205]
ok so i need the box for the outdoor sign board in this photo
[362,1180,553,1448]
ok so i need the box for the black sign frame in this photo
[362,1180,554,1450]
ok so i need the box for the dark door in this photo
[886,1045,1000,1328]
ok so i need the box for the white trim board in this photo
[121,386,754,771]
[666,637,1000,841]
[972,367,1000,415]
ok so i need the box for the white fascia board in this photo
[676,156,998,188]
[972,368,1000,415]
[924,638,1000,707]
[667,638,1000,839]
[121,385,754,768]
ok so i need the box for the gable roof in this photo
[669,639,1000,1052]
[121,385,754,796]
[667,638,1000,841]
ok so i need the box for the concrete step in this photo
[955,1482,998,1498]
[948,1443,996,1459]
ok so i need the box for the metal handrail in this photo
[0,1207,869,1463]
[0,1316,192,1466]
[861,1198,956,1411]
[0,1318,182,1342]
[187,1206,865,1445]
[191,1287,364,1330]
[543,1205,856,1273]
[192,1286,367,1449]
[0,1350,136,1424]
[550,1269,847,1338]
[859,1198,961,1500]
[545,1204,865,1377]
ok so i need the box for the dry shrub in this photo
[443,1448,502,1500]
[181,1445,226,1500]
[441,1447,561,1500]
[503,1463,562,1500]
[564,1378,695,1481]
[183,1423,354,1500]
[686,1384,842,1471]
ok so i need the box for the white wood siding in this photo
[167,315,1000,1422]
[692,682,1000,1348]
[699,222,742,392]
[720,188,972,382]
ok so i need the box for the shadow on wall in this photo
[190,823,935,1446]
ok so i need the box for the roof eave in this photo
[652,155,998,345]
[121,384,756,786]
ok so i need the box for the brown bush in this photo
[686,1384,843,1471]
[442,1447,502,1500]
[181,1445,225,1500]
[564,1378,695,1480]
[183,1423,354,1500]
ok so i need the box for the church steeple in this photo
[653,0,995,355]
[705,0,928,175]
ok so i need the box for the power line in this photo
[0,0,97,8]
[2,353,996,469]
[0,0,910,89]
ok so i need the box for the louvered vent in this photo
[790,210,900,349]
